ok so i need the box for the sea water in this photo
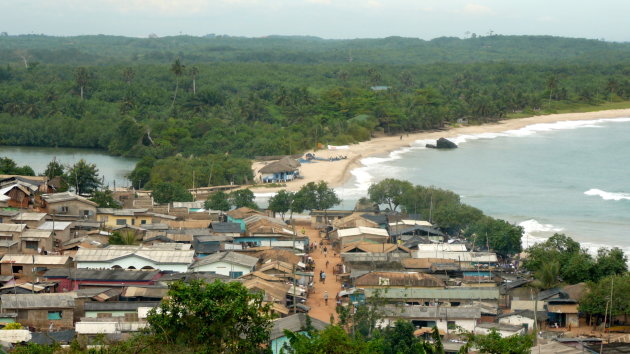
[336,118,630,255]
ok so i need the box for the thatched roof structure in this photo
[259,157,301,174]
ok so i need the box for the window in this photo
[140,220,147,225]
[447,321,457,330]
[229,271,244,279]
[116,219,126,225]
[25,241,38,250]
[378,277,390,286]
[131,219,135,225]
[82,210,91,217]
[48,311,62,320]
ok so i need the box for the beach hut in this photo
[259,157,301,183]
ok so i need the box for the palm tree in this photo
[536,260,560,289]
[546,75,558,108]
[170,58,185,108]
[190,66,199,95]
[75,67,89,100]
[122,67,135,85]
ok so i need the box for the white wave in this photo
[584,188,630,201]
[347,116,630,193]
[518,219,564,249]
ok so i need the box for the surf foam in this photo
[584,188,630,201]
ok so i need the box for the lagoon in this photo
[0,146,137,188]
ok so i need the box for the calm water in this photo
[0,146,137,188]
[337,118,630,254]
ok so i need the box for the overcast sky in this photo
[1,0,628,42]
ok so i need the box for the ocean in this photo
[336,117,630,255]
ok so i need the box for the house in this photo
[354,272,444,289]
[37,221,73,243]
[0,210,19,224]
[389,224,446,243]
[189,251,258,278]
[192,235,234,256]
[474,322,526,337]
[363,287,501,307]
[84,301,160,319]
[270,313,328,354]
[511,288,567,312]
[0,184,31,208]
[74,245,195,272]
[226,207,265,231]
[210,222,243,237]
[242,278,292,310]
[10,212,47,229]
[0,254,72,277]
[413,251,498,269]
[259,157,301,183]
[0,240,19,255]
[0,223,26,241]
[341,242,411,254]
[43,268,161,292]
[333,227,389,247]
[401,258,457,272]
[120,286,167,301]
[42,192,98,220]
[310,210,353,228]
[380,305,481,333]
[497,310,548,333]
[96,208,152,228]
[19,230,54,254]
[1,293,75,330]
[546,299,579,328]
[332,213,381,229]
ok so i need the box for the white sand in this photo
[251,109,630,193]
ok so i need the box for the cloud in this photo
[103,0,211,15]
[462,3,494,15]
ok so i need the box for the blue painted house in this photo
[259,157,301,183]
[270,313,328,354]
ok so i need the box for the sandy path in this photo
[252,108,630,193]
[304,224,342,324]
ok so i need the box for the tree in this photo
[147,279,273,352]
[122,67,135,85]
[229,188,258,209]
[460,328,533,354]
[65,159,101,195]
[0,157,34,176]
[464,217,523,257]
[170,58,185,108]
[190,66,199,95]
[268,190,294,219]
[368,178,413,212]
[43,159,64,179]
[535,260,560,289]
[594,247,628,280]
[284,325,368,354]
[152,182,193,204]
[75,67,90,100]
[108,231,138,245]
[580,274,630,324]
[293,181,341,224]
[90,190,121,208]
[205,191,231,211]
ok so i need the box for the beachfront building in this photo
[259,157,301,183]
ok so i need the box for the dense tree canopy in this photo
[151,182,194,204]
[0,157,34,176]
[65,159,101,195]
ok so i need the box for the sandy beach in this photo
[252,108,630,193]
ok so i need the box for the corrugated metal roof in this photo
[0,223,26,232]
[84,301,159,311]
[44,268,158,281]
[12,212,47,221]
[337,227,389,238]
[1,293,75,309]
[38,221,73,231]
[270,313,328,340]
[413,251,498,263]
[2,254,70,265]
[381,305,481,319]
[43,192,98,206]
[364,287,500,300]
[21,230,52,239]
[417,244,467,252]
[211,222,242,233]
[355,272,444,287]
[191,251,258,269]
[75,246,194,264]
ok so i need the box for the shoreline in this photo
[252,108,630,194]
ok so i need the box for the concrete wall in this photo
[85,310,136,318]
[191,261,252,277]
[511,300,545,312]
[0,330,31,343]
[49,200,96,220]
[76,321,118,334]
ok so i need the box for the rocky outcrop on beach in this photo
[426,137,458,149]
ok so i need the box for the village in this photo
[0,169,628,353]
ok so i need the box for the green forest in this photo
[1,34,630,188]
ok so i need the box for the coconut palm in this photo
[170,58,185,108]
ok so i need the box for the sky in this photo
[1,0,628,41]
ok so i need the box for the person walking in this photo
[324,291,329,305]
[322,271,326,284]
[326,260,330,269]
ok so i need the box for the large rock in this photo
[436,137,458,149]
